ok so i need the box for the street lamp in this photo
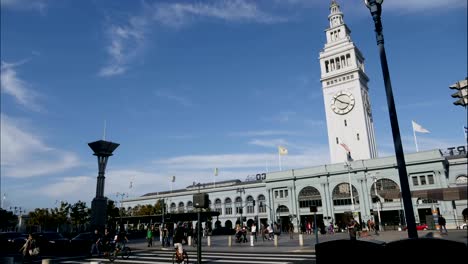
[116,192,128,229]
[236,188,245,226]
[88,139,119,231]
[344,162,355,212]
[372,176,383,232]
[364,0,418,238]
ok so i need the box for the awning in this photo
[376,186,467,201]
[411,186,467,201]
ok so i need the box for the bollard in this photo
[42,259,53,264]
[299,233,304,246]
[188,236,192,246]
[207,236,211,247]
[228,235,232,247]
[90,262,101,264]
[274,234,278,247]
[250,235,254,246]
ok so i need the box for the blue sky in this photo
[1,0,467,212]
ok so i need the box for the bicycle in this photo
[172,244,189,264]
[107,241,132,262]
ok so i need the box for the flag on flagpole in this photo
[464,126,467,140]
[339,143,351,153]
[339,143,353,162]
[412,120,430,133]
[171,175,176,182]
[214,168,218,176]
[278,146,288,155]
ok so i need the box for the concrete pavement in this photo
[129,229,468,253]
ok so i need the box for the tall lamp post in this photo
[88,139,120,231]
[364,0,417,238]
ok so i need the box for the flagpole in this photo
[413,126,419,152]
[278,151,282,171]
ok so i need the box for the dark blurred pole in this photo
[365,0,417,238]
[197,210,201,264]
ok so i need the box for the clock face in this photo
[331,91,355,115]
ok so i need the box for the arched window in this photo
[225,198,232,215]
[332,183,359,206]
[258,194,266,213]
[298,186,322,208]
[371,178,400,203]
[214,199,222,214]
[170,202,176,213]
[187,201,193,212]
[246,196,254,214]
[178,202,184,213]
[235,197,243,214]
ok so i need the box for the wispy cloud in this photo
[229,130,300,137]
[154,90,193,107]
[1,0,47,14]
[99,16,148,77]
[248,138,289,148]
[0,114,81,178]
[1,61,41,111]
[266,111,297,123]
[99,0,286,77]
[152,0,287,28]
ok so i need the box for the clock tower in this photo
[319,0,377,163]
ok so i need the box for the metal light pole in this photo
[345,162,355,211]
[372,177,382,231]
[364,0,417,238]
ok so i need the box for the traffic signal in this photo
[449,78,468,107]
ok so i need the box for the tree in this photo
[51,201,71,232]
[70,201,89,232]
[0,209,18,231]
[28,208,51,232]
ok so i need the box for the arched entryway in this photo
[276,205,290,232]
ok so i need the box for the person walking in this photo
[439,215,447,234]
[251,223,257,242]
[347,217,357,241]
[19,234,38,263]
[147,225,154,247]
[90,229,101,257]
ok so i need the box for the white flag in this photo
[214,168,218,176]
[278,146,288,155]
[412,121,430,133]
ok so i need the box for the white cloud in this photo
[229,130,300,137]
[152,0,287,28]
[1,0,47,13]
[248,138,289,148]
[36,176,94,199]
[0,114,81,178]
[1,61,41,111]
[99,16,148,77]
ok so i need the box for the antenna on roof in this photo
[103,120,107,140]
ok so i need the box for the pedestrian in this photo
[251,223,257,242]
[147,225,154,247]
[347,217,357,240]
[90,229,101,256]
[289,222,294,239]
[19,233,38,263]
[439,215,447,234]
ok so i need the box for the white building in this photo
[121,1,467,232]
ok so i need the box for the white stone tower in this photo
[319,0,378,164]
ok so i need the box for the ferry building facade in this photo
[122,1,467,232]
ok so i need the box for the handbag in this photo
[29,247,40,256]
